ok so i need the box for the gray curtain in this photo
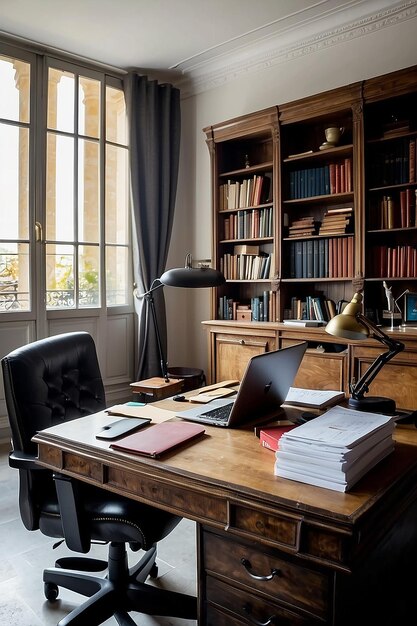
[125,74,181,380]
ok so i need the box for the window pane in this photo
[106,86,126,145]
[0,125,29,239]
[79,76,100,138]
[78,139,99,242]
[105,145,128,244]
[79,245,100,308]
[106,245,128,306]
[0,242,29,311]
[46,243,74,309]
[48,68,74,133]
[0,55,30,123]
[46,134,74,241]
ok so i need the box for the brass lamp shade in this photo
[325,291,404,413]
[325,293,369,341]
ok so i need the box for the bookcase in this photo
[205,107,279,325]
[363,67,417,325]
[278,83,362,323]
[203,66,417,409]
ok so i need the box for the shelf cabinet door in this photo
[351,344,417,410]
[214,331,277,382]
[281,338,348,392]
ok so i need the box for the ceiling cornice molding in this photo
[178,1,417,98]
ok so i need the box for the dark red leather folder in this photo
[110,421,205,458]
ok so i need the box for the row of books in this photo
[287,207,353,238]
[369,245,417,278]
[288,236,354,279]
[286,295,336,322]
[219,252,272,280]
[218,291,276,322]
[219,174,271,210]
[288,158,352,200]
[368,137,416,187]
[375,190,417,230]
[222,207,273,240]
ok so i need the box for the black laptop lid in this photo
[227,341,307,427]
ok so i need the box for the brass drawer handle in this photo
[240,557,281,581]
[243,603,279,625]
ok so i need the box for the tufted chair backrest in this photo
[2,331,106,455]
[1,332,106,531]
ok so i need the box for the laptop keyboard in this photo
[201,404,233,423]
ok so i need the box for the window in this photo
[45,64,129,309]
[0,46,130,314]
[0,54,30,311]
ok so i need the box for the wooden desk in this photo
[33,406,417,625]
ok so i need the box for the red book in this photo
[347,236,354,278]
[260,425,297,452]
[329,163,336,194]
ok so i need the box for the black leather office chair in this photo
[1,331,197,626]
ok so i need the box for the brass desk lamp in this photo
[325,292,404,413]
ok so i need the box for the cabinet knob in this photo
[240,557,281,581]
[239,339,245,345]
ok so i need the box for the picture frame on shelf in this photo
[403,292,417,326]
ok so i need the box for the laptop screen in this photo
[176,342,307,427]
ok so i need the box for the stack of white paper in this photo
[274,406,395,492]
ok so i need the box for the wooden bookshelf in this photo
[203,66,417,407]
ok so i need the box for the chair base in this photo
[43,542,197,626]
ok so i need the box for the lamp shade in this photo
[325,293,369,341]
[160,254,225,288]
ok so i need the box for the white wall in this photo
[166,15,417,377]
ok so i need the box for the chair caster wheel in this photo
[149,563,158,578]
[44,582,59,602]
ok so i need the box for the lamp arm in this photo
[134,279,169,382]
[350,313,404,400]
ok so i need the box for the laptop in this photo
[176,342,307,428]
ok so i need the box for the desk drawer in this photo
[203,530,329,619]
[206,576,320,625]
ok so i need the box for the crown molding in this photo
[177,1,417,98]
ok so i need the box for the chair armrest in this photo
[54,473,91,554]
[9,450,43,470]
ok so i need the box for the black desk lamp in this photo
[325,292,404,413]
[135,254,225,382]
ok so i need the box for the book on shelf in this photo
[219,291,276,322]
[288,236,353,279]
[274,406,395,492]
[233,244,260,255]
[283,387,345,409]
[219,174,272,211]
[370,136,415,187]
[319,207,353,235]
[282,319,325,327]
[288,216,316,238]
[288,158,352,199]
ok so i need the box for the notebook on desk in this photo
[176,342,307,428]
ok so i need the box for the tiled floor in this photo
[0,442,197,626]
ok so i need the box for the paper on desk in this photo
[282,406,394,449]
[106,404,174,423]
[188,388,237,403]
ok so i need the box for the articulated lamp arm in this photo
[350,313,404,401]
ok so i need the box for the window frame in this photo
[0,37,133,321]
